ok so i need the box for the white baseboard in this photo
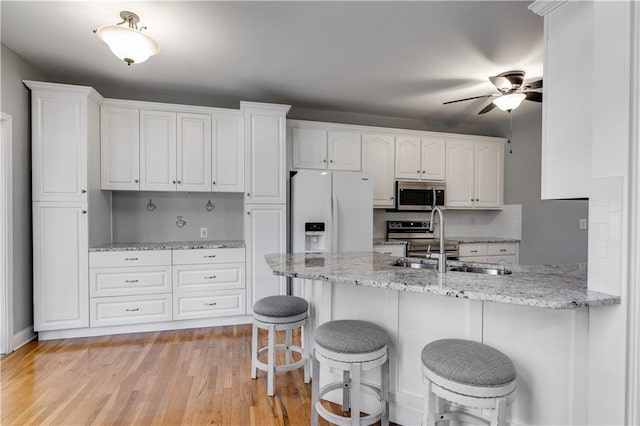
[13,326,36,350]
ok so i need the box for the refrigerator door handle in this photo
[325,192,333,252]
[332,195,339,252]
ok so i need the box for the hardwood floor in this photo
[1,325,392,425]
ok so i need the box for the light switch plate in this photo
[200,227,208,238]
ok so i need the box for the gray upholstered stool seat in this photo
[312,320,389,426]
[251,295,310,397]
[314,319,388,354]
[421,339,517,426]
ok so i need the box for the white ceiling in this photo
[1,1,543,132]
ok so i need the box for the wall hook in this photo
[146,199,156,212]
[176,216,187,228]
[206,199,215,212]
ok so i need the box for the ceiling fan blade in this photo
[443,94,496,105]
[478,102,497,115]
[489,76,512,92]
[524,91,543,102]
[525,79,543,90]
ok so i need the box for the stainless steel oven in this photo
[386,221,459,259]
[395,181,446,211]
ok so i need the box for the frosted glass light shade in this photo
[96,25,159,65]
[493,93,526,112]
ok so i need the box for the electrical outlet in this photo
[579,219,587,230]
[200,227,208,238]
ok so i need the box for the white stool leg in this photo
[303,320,311,383]
[311,350,320,426]
[381,356,390,426]
[491,396,508,426]
[425,379,437,426]
[267,324,276,396]
[285,329,292,365]
[342,370,351,412]
[350,363,361,426]
[251,323,258,379]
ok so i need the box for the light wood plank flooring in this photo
[1,325,392,425]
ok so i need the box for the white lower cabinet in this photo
[91,294,172,327]
[174,290,246,320]
[372,244,406,257]
[458,242,519,265]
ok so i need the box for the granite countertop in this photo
[447,237,521,244]
[373,238,408,246]
[90,240,245,252]
[264,252,620,310]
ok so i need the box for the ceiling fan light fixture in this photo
[493,93,526,112]
[95,11,159,65]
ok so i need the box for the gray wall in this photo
[111,192,244,243]
[502,109,588,264]
[1,44,47,335]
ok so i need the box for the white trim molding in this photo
[0,112,13,355]
[12,326,36,351]
[626,2,640,423]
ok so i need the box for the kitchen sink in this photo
[448,265,512,275]
[392,259,439,270]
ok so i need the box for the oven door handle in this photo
[432,187,436,209]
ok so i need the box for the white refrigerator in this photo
[290,170,373,255]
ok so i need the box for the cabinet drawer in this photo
[172,248,245,265]
[173,290,246,320]
[459,244,488,257]
[90,266,172,297]
[90,294,172,327]
[174,263,244,292]
[488,243,518,256]
[90,250,171,268]
[372,245,405,257]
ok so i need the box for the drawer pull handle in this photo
[125,279,139,283]
[500,249,507,252]
[383,252,392,255]
[205,302,217,306]
[205,276,217,280]
[204,255,216,258]
[125,257,138,261]
[125,308,139,312]
[470,250,478,253]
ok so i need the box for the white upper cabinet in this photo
[395,135,445,180]
[30,89,92,201]
[446,137,504,209]
[101,107,140,190]
[530,1,592,199]
[140,110,177,191]
[177,113,212,192]
[213,114,245,192]
[362,133,395,208]
[291,125,361,171]
[327,131,361,171]
[243,102,290,204]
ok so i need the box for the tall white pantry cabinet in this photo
[25,81,112,332]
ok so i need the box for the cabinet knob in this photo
[421,171,425,174]
[323,159,327,163]
[81,210,87,214]
[247,211,250,215]
[476,198,479,202]
[135,179,139,183]
[247,193,250,197]
[81,189,86,193]
[470,198,474,202]
[172,180,177,184]
[417,170,420,173]
[177,180,182,184]
[329,160,333,163]
[213,181,216,185]
[390,196,394,200]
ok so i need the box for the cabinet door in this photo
[475,141,504,209]
[395,135,421,179]
[140,110,177,191]
[445,139,475,208]
[292,127,327,170]
[362,133,395,208]
[328,131,361,171]
[31,91,87,201]
[101,107,140,190]
[245,204,286,312]
[421,137,446,180]
[177,113,211,192]
[213,115,245,192]
[33,202,89,331]
[244,107,288,204]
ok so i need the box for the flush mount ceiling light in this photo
[94,11,159,66]
[492,93,526,112]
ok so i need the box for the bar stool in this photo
[251,295,310,396]
[421,339,517,426]
[311,319,389,426]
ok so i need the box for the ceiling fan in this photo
[443,71,543,114]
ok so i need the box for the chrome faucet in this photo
[429,206,446,273]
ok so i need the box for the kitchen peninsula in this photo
[265,252,619,425]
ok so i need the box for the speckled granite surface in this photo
[372,239,407,246]
[264,252,619,310]
[448,237,521,244]
[90,240,245,252]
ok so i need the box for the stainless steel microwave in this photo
[395,181,446,211]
